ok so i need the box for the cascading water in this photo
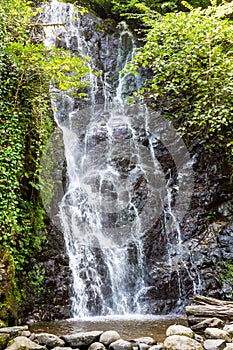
[41,0,200,317]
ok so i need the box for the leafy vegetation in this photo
[0,0,90,321]
[129,1,233,162]
[64,0,216,22]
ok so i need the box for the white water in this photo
[42,0,199,317]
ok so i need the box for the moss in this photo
[0,320,6,328]
[0,334,10,350]
[0,250,20,325]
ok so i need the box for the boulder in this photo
[195,334,204,343]
[0,334,9,350]
[134,344,149,350]
[21,331,31,338]
[224,344,233,350]
[203,339,226,350]
[164,335,203,349]
[62,331,103,347]
[99,331,120,345]
[204,328,231,342]
[34,333,65,348]
[88,342,107,350]
[223,324,233,337]
[53,347,73,350]
[0,326,29,338]
[166,325,194,339]
[191,318,225,331]
[109,339,132,350]
[134,338,155,345]
[5,336,46,350]
[148,345,165,350]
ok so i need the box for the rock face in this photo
[10,1,233,323]
[0,251,17,325]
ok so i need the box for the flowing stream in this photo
[42,0,200,317]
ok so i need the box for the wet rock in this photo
[203,339,226,350]
[166,325,194,338]
[109,339,132,350]
[88,342,107,350]
[34,333,65,348]
[0,334,9,350]
[204,328,231,342]
[191,318,225,331]
[99,331,120,345]
[5,336,46,350]
[164,335,203,349]
[62,331,103,347]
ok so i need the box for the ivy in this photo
[0,0,90,273]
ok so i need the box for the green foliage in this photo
[0,0,90,273]
[27,262,45,296]
[220,261,233,294]
[130,2,233,162]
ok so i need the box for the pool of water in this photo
[30,315,188,343]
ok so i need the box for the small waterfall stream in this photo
[41,0,199,317]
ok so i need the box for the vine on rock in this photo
[0,0,90,323]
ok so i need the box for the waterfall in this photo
[41,0,198,317]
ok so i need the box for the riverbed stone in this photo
[0,326,29,338]
[109,339,132,350]
[204,328,231,342]
[164,335,203,349]
[99,331,120,345]
[62,331,103,347]
[134,337,155,345]
[203,339,226,350]
[0,334,9,350]
[88,342,107,350]
[34,333,65,348]
[53,347,73,350]
[223,344,233,350]
[134,343,149,350]
[166,325,194,338]
[5,336,46,350]
[195,334,204,343]
[191,318,225,331]
[148,345,166,350]
[223,324,233,337]
[21,331,31,338]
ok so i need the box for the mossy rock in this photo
[0,334,10,350]
[0,321,7,328]
[0,250,19,325]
